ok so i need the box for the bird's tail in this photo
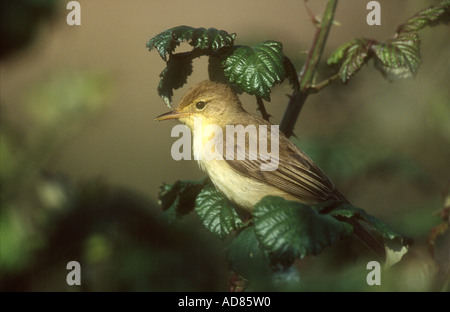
[332,190,387,261]
[347,218,386,261]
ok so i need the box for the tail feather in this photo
[332,192,387,261]
[347,218,386,261]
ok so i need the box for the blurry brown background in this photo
[1,0,449,291]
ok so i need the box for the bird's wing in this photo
[224,127,346,203]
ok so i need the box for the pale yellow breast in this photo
[197,158,297,211]
[191,117,296,210]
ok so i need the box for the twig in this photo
[280,0,338,137]
[303,0,320,26]
[308,74,340,94]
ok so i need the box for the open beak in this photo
[155,110,190,121]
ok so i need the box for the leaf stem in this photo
[256,96,271,121]
[308,73,339,94]
[280,0,338,137]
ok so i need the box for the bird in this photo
[156,79,386,260]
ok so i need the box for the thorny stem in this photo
[280,0,338,137]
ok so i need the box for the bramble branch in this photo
[280,0,338,137]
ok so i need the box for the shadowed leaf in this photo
[332,205,404,241]
[228,226,272,282]
[148,26,236,105]
[157,53,194,107]
[253,196,353,264]
[158,178,208,222]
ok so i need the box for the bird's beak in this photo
[155,110,190,121]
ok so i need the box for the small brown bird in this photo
[156,80,386,259]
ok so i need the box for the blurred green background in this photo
[0,0,448,291]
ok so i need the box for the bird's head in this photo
[155,80,244,129]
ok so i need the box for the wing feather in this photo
[224,123,345,203]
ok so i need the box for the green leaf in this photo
[324,203,406,242]
[158,178,208,222]
[208,54,231,85]
[195,185,243,239]
[208,54,245,100]
[190,27,236,51]
[253,196,353,263]
[327,38,371,83]
[326,1,448,84]
[147,26,193,61]
[327,40,358,65]
[147,26,236,61]
[220,41,286,101]
[396,0,450,33]
[284,56,300,92]
[228,226,272,281]
[313,201,409,265]
[148,26,236,106]
[371,33,421,81]
[157,53,194,107]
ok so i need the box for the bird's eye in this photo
[195,101,207,110]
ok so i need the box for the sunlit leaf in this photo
[396,0,450,33]
[327,38,371,83]
[195,185,243,239]
[327,40,358,65]
[190,27,236,51]
[371,33,421,81]
[147,25,236,61]
[220,41,287,101]
[327,1,449,84]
